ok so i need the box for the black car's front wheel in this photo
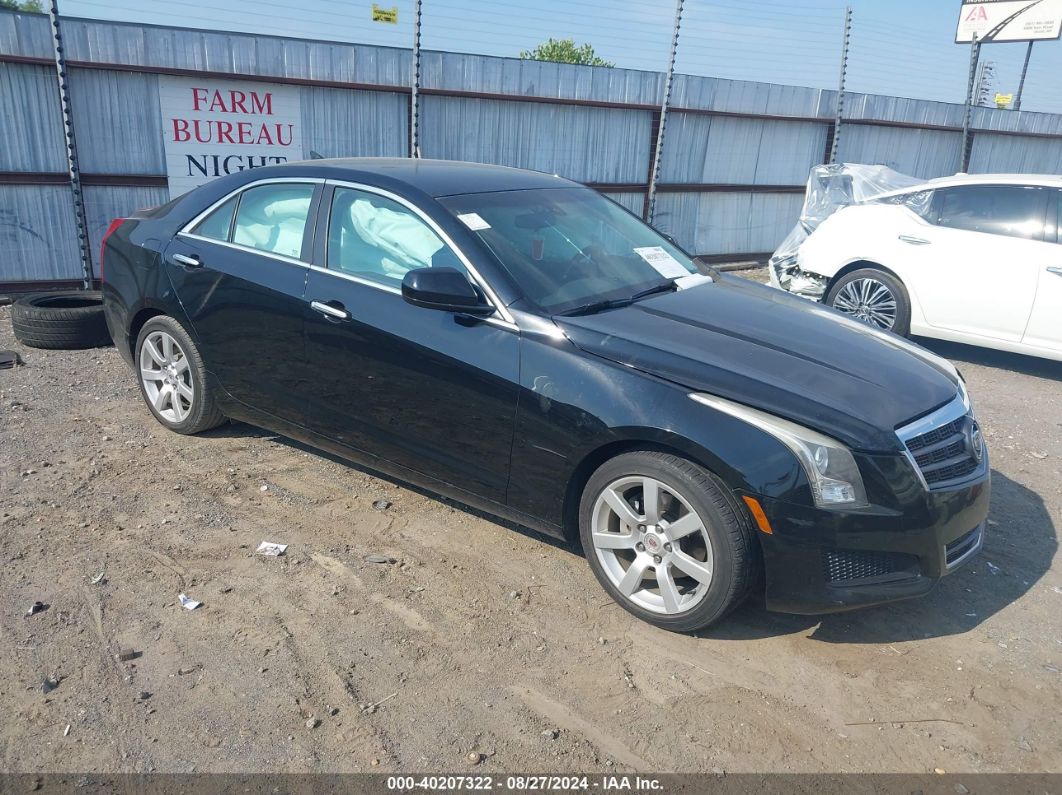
[135,316,225,434]
[579,451,755,633]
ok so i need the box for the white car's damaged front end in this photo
[768,163,926,301]
[768,251,829,300]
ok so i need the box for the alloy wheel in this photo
[832,277,898,330]
[590,476,715,614]
[139,330,194,423]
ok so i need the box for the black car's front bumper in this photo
[751,459,990,615]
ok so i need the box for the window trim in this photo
[178,177,326,267]
[323,179,516,327]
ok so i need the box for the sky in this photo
[60,0,1062,114]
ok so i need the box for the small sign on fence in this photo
[995,92,1014,108]
[372,4,399,23]
[157,77,303,198]
[955,0,1062,43]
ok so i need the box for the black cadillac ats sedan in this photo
[101,158,990,632]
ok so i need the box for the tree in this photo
[519,38,614,67]
[0,0,44,11]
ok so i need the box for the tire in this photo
[10,291,111,350]
[134,316,225,435]
[825,267,911,336]
[579,450,755,633]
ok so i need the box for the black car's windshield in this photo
[438,187,706,315]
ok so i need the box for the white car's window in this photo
[326,187,467,288]
[932,185,1048,241]
[231,183,316,260]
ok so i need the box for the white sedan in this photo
[772,173,1062,362]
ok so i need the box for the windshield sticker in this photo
[457,212,491,231]
[634,246,688,279]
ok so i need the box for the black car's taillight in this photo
[99,218,127,282]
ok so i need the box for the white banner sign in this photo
[956,0,1062,42]
[158,76,302,198]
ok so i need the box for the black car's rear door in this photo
[300,182,519,502]
[163,179,321,423]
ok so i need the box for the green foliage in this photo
[519,38,614,67]
[0,0,45,11]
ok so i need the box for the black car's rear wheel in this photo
[135,316,225,434]
[579,451,755,633]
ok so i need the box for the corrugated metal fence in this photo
[3,10,1062,285]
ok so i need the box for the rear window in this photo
[191,196,238,242]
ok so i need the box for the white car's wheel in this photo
[825,268,911,336]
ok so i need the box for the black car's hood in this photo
[554,276,959,452]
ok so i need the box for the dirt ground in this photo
[1,276,1060,775]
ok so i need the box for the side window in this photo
[231,183,315,260]
[191,195,238,241]
[932,185,1048,241]
[327,187,467,287]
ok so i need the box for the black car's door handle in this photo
[171,253,203,269]
[310,300,351,321]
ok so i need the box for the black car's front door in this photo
[301,184,519,502]
[164,180,321,423]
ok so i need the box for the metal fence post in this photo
[47,0,94,289]
[409,0,423,158]
[646,0,683,226]
[1015,40,1033,111]
[828,6,852,164]
[960,36,981,172]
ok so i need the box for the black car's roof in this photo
[281,157,580,197]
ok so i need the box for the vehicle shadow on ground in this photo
[199,421,572,550]
[914,337,1062,382]
[701,470,1056,644]
[203,425,1055,645]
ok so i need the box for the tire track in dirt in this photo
[510,685,652,770]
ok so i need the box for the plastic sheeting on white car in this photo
[769,164,925,299]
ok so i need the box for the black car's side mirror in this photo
[401,267,495,316]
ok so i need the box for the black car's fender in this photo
[506,314,811,542]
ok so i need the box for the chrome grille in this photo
[897,394,985,491]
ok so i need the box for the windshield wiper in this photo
[559,296,634,317]
[629,280,678,302]
[559,280,677,317]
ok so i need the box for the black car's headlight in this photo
[690,393,868,510]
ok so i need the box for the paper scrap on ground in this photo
[634,246,688,279]
[178,593,202,610]
[457,212,491,231]
[256,541,288,557]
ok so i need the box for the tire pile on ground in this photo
[10,291,111,349]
